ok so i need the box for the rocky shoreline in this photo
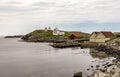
[74,40,120,77]
[91,59,120,77]
[90,44,120,77]
[74,59,120,77]
[94,45,120,61]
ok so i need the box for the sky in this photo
[0,0,120,35]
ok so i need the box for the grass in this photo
[114,32,120,39]
[30,30,59,39]
[24,29,66,42]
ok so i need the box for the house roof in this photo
[101,32,114,38]
[90,32,99,38]
[91,31,114,38]
[93,32,99,34]
[70,33,80,37]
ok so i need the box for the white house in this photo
[53,28,65,35]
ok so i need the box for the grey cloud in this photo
[0,0,120,30]
[32,1,57,7]
[91,0,120,9]
[0,0,84,15]
[31,1,78,8]
[0,0,120,35]
[0,1,51,13]
[0,5,37,13]
[6,1,23,5]
[0,4,49,13]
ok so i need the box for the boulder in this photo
[73,72,82,77]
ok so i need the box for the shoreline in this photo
[4,35,23,38]
[90,59,120,77]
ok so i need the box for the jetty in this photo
[50,42,81,48]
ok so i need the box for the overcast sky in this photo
[0,0,120,35]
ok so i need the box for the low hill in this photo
[21,29,90,42]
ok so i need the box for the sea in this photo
[0,37,115,77]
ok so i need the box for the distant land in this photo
[21,29,90,42]
[4,35,23,38]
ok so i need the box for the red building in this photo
[69,33,80,39]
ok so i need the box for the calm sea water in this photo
[0,38,115,77]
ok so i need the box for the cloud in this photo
[0,0,120,22]
[6,1,23,5]
[32,1,57,7]
[0,0,120,35]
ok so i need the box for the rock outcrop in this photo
[91,60,120,77]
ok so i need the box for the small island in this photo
[21,27,90,48]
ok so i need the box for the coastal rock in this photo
[90,49,108,59]
[91,60,120,77]
[73,72,82,77]
[5,35,23,38]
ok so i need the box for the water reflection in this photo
[71,47,90,56]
